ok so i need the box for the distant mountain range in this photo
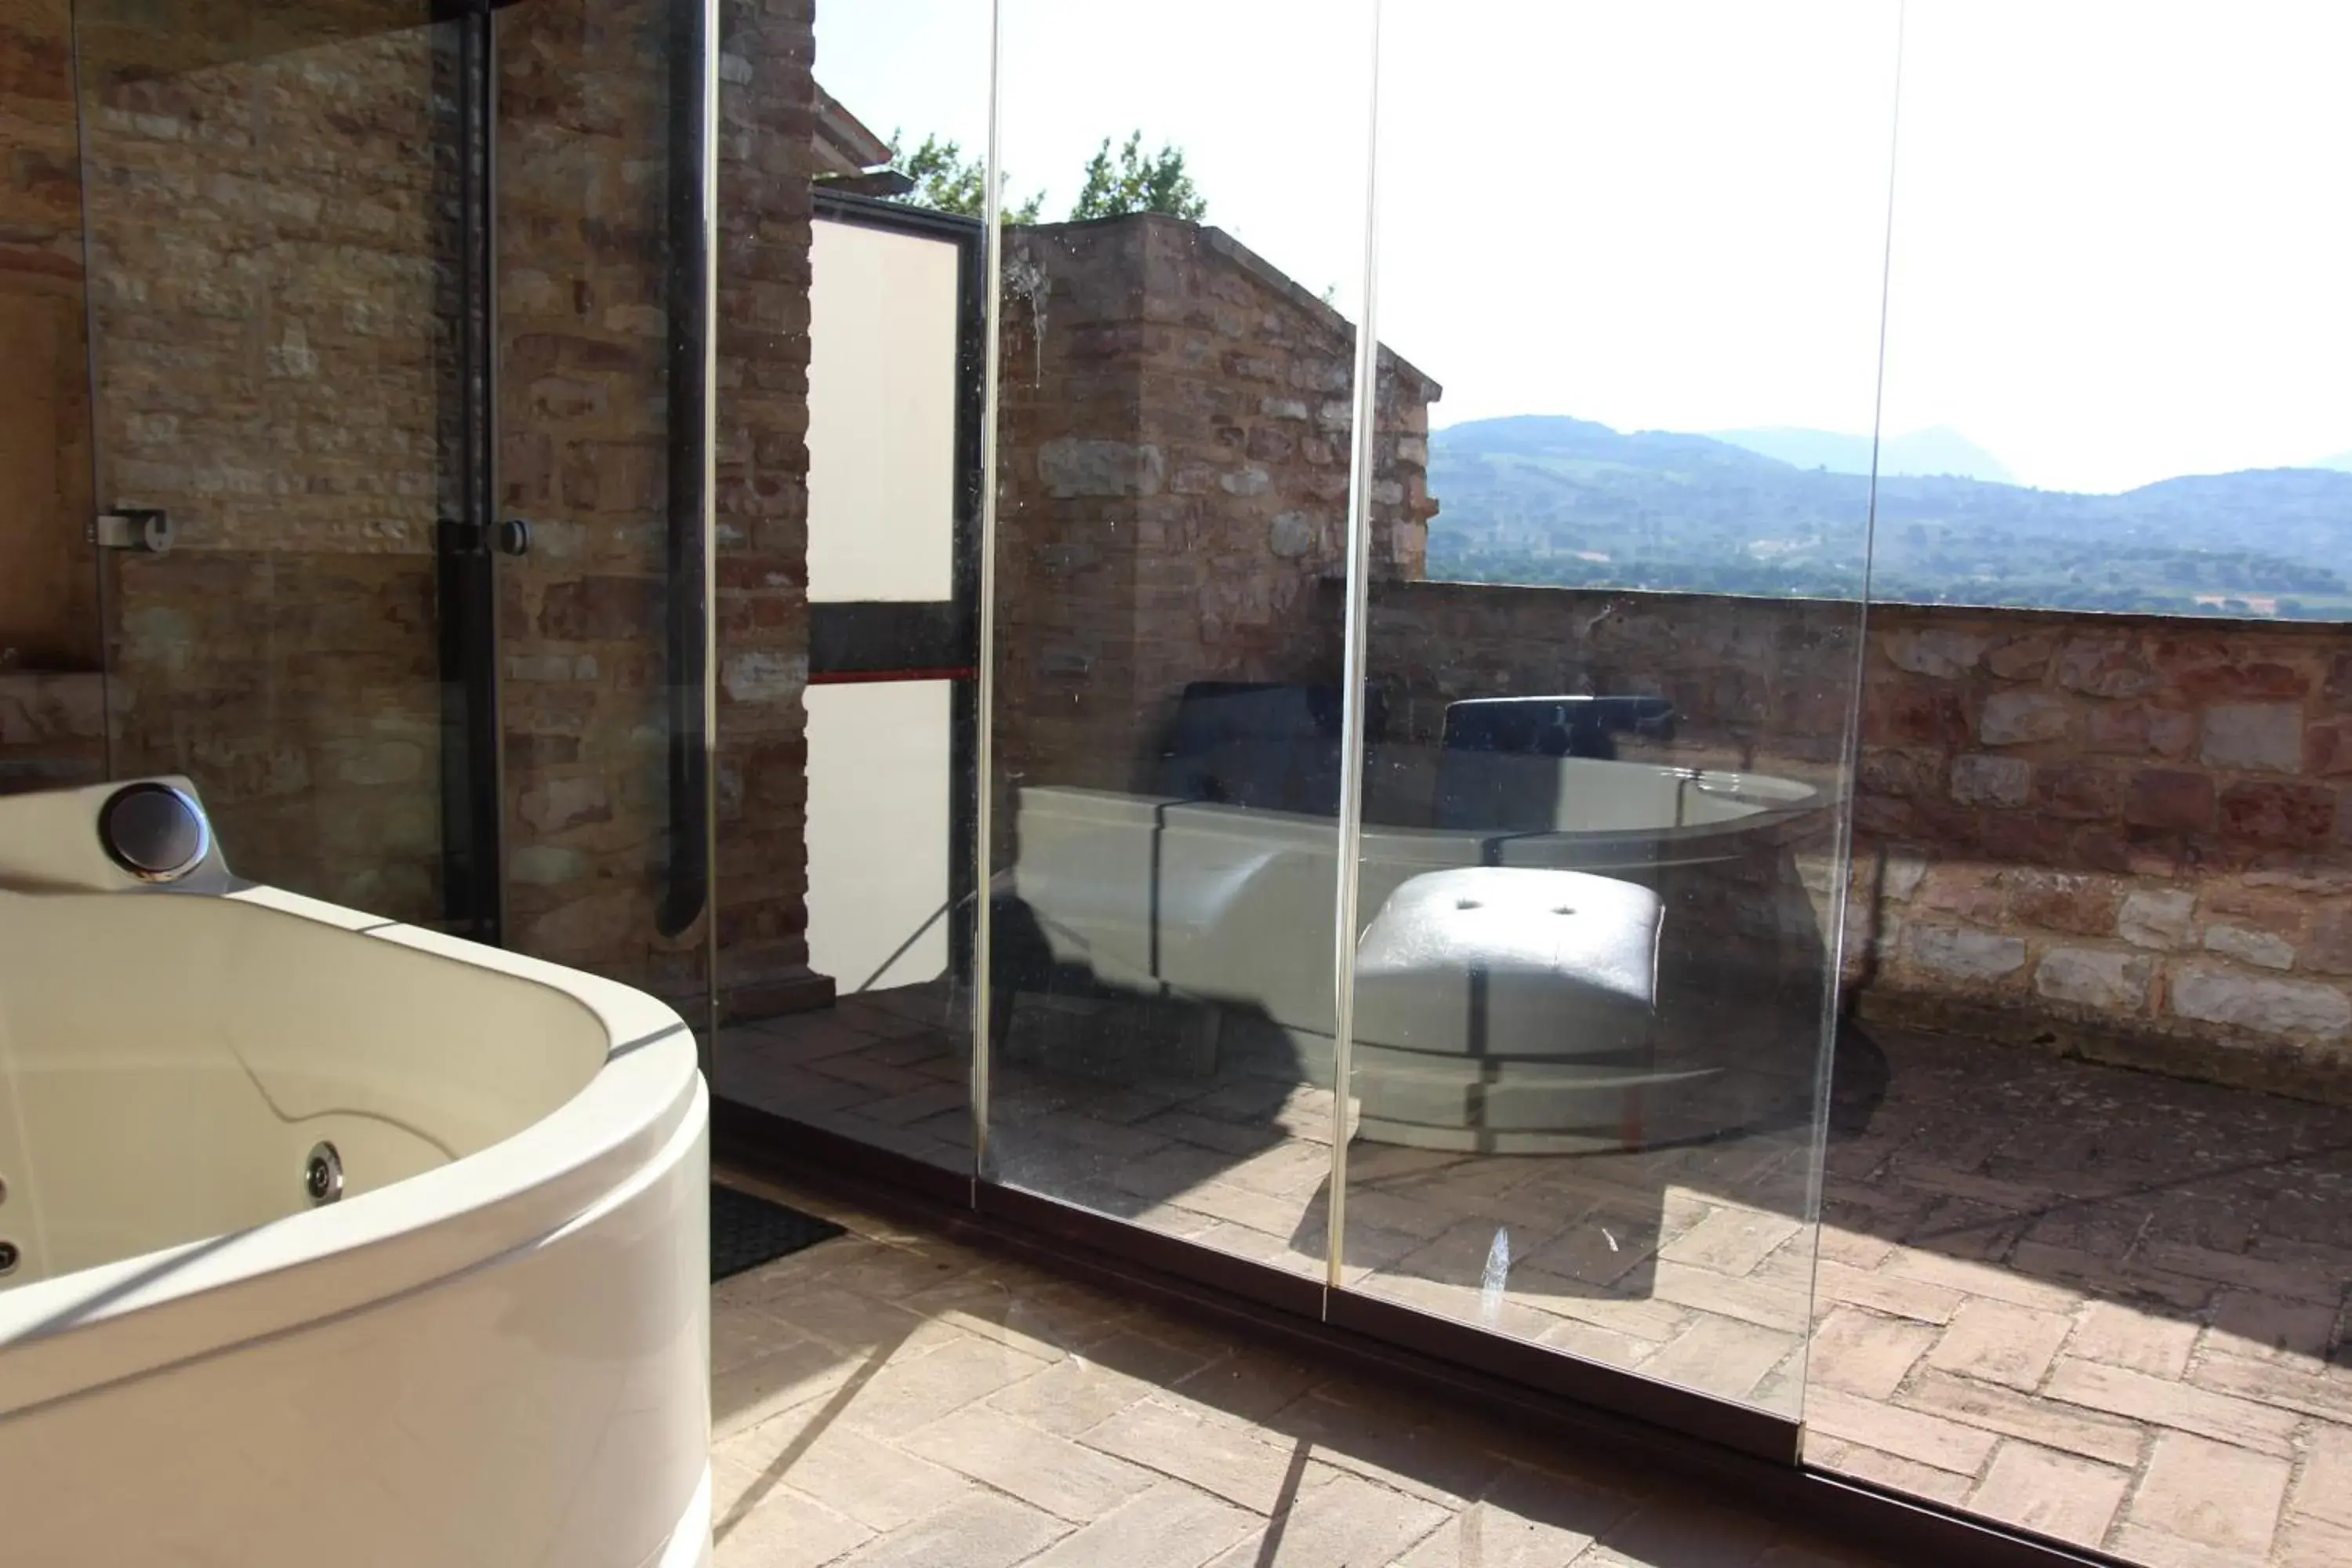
[1708,425,2016,485]
[1425,415,2352,618]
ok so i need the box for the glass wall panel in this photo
[0,0,105,800]
[52,0,710,990]
[708,0,987,1169]
[980,0,1377,1273]
[1811,5,2352,1556]
[1337,0,1900,1415]
[9,0,713,995]
[70,0,470,923]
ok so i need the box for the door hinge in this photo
[93,507,172,554]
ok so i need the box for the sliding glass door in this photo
[976,0,1380,1286]
[1330,0,1897,1430]
[709,0,1895,1444]
[1803,5,2352,1560]
[690,8,2352,1555]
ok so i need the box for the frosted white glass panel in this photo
[804,679,952,990]
[806,219,960,604]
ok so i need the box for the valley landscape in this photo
[1427,415,2352,619]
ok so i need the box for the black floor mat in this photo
[711,1184,845,1282]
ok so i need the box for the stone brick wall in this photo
[1851,603,2352,1102]
[0,671,104,795]
[1365,582,1860,770]
[993,215,1436,819]
[1373,580,2352,1104]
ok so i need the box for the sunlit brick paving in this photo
[718,1000,2352,1566]
[707,1172,1880,1567]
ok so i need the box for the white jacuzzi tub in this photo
[0,780,710,1567]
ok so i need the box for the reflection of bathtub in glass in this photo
[1006,757,1827,1149]
[0,781,710,1568]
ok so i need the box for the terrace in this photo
[3,2,2347,1566]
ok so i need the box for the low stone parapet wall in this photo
[1373,581,2352,1104]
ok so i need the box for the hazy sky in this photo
[815,2,2352,495]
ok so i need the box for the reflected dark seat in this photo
[1149,680,1385,815]
[1436,694,1677,831]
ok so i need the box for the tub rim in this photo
[0,880,704,1422]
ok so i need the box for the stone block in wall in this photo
[1874,687,1972,750]
[1268,511,1320,559]
[1984,633,2057,681]
[535,576,663,647]
[1904,923,2027,985]
[2198,881,2310,938]
[2034,947,2153,1011]
[2055,636,2165,699]
[0,670,105,794]
[2124,768,2216,830]
[2201,702,2304,772]
[1860,746,1940,800]
[2303,718,2352,775]
[1950,752,2029,807]
[510,845,591,887]
[0,670,101,750]
[2174,653,2312,704]
[1881,845,1929,901]
[1884,627,1986,678]
[2219,780,2333,848]
[2118,887,2196,950]
[720,650,809,706]
[2170,962,2352,1040]
[1039,437,1166,498]
[519,775,612,834]
[2034,762,2124,820]
[1980,689,2074,746]
[2005,869,2122,936]
[2085,701,2198,758]
[1912,864,2005,924]
[2201,924,2296,971]
[2301,906,2352,975]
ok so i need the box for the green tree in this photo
[888,132,1044,222]
[1070,132,1207,221]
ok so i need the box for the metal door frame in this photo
[804,189,986,982]
[432,0,506,946]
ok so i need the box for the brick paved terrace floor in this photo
[709,1169,1885,1568]
[717,992,2352,1566]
